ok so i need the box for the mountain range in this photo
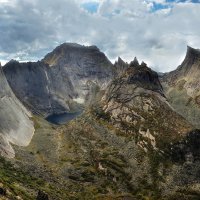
[0,43,200,200]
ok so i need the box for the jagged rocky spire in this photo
[176,45,200,75]
[114,57,129,74]
[130,57,139,68]
[186,45,200,57]
[140,61,147,68]
[115,57,126,66]
[182,46,200,64]
[126,61,163,95]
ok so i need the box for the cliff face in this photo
[43,43,115,100]
[161,46,200,128]
[3,60,76,116]
[3,43,115,116]
[0,65,34,158]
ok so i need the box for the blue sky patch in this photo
[151,0,200,12]
[151,2,171,12]
[81,2,99,14]
[166,0,200,3]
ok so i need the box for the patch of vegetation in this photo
[31,116,41,129]
[0,156,70,200]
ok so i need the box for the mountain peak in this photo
[123,62,164,95]
[7,59,19,64]
[61,42,83,48]
[130,57,139,68]
[54,42,99,52]
[3,60,20,68]
[114,57,129,75]
[140,61,147,68]
[115,57,127,66]
[174,45,200,75]
[43,43,100,65]
[117,56,125,63]
[42,42,111,68]
[183,46,200,65]
[187,45,200,55]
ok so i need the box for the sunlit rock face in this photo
[0,66,34,158]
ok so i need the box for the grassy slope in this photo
[162,82,200,129]
[0,113,199,200]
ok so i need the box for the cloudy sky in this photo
[0,0,200,72]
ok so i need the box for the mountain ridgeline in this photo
[0,43,200,199]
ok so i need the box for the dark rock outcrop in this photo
[36,190,49,200]
[0,187,6,196]
[126,61,163,95]
[170,129,200,163]
[129,57,140,68]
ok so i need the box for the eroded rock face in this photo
[0,66,34,158]
[3,43,115,116]
[43,43,115,100]
[3,60,76,116]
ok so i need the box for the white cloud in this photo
[0,0,10,3]
[0,0,200,72]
